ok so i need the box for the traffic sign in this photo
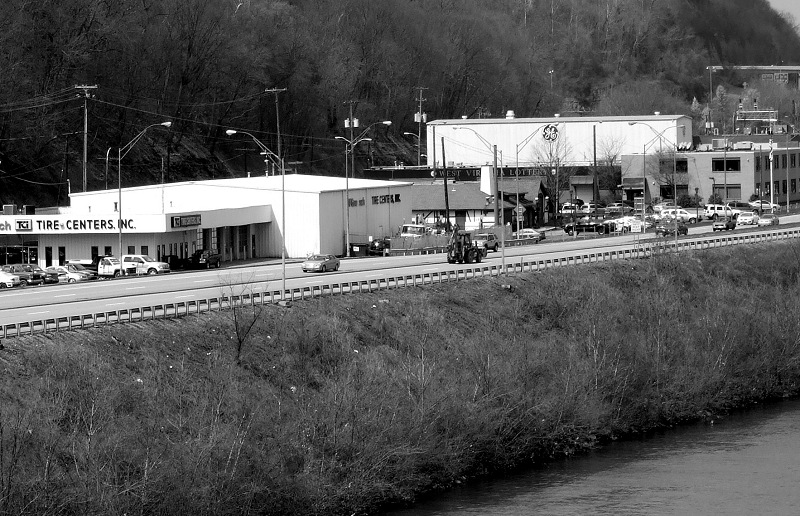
[515,205,526,215]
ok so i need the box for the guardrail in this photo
[3,228,798,339]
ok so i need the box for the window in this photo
[782,180,787,194]
[775,181,780,194]
[765,182,771,194]
[765,156,771,171]
[104,246,112,257]
[712,158,740,172]
[792,154,796,168]
[782,155,787,169]
[792,179,796,193]
[45,247,52,267]
[127,245,135,254]
[756,157,761,171]
[58,246,65,266]
[675,159,688,173]
[91,246,99,260]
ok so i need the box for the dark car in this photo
[563,217,614,236]
[655,220,688,237]
[1,264,46,287]
[712,218,736,231]
[368,237,391,256]
[189,249,221,269]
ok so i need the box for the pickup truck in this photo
[69,256,123,278]
[1,264,46,287]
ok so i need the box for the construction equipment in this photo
[446,230,486,264]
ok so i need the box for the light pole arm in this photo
[119,122,172,160]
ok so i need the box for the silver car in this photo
[301,254,340,273]
[0,270,21,288]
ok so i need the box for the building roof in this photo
[428,114,687,127]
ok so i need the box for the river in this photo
[386,398,800,515]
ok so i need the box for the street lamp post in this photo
[116,121,171,268]
[336,120,392,257]
[515,123,559,235]
[225,129,286,295]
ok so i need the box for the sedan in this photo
[301,254,340,273]
[757,214,780,227]
[712,218,736,231]
[45,266,88,283]
[736,212,759,225]
[0,270,21,288]
[655,221,688,237]
[512,228,545,242]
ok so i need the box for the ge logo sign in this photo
[543,124,559,142]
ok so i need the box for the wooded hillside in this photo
[2,0,800,206]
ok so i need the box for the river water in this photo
[386,398,800,516]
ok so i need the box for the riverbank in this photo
[1,241,800,515]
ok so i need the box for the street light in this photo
[515,123,559,234]
[336,120,392,257]
[453,126,506,274]
[225,129,286,295]
[115,121,171,269]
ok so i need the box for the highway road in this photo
[1,215,798,330]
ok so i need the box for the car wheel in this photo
[689,218,697,224]
[68,278,76,283]
[493,244,498,252]
[321,265,326,272]
[20,279,28,287]
[597,226,606,235]
[216,261,221,268]
[147,268,158,275]
[567,230,574,236]
[335,263,340,271]
[206,262,211,269]
[712,214,718,221]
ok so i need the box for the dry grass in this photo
[2,241,800,515]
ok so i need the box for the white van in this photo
[121,254,171,275]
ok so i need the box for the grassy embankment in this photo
[2,241,800,515]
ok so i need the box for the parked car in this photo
[41,268,60,285]
[0,270,21,288]
[368,237,391,256]
[580,202,601,214]
[757,213,780,227]
[63,263,98,280]
[560,202,580,214]
[655,220,688,237]
[189,249,221,269]
[704,204,733,221]
[121,254,171,275]
[652,201,679,213]
[749,200,780,213]
[712,218,737,231]
[736,212,759,225]
[162,254,190,271]
[45,265,88,283]
[301,254,340,273]
[1,264,46,287]
[473,233,499,252]
[512,228,545,242]
[605,202,634,215]
[658,208,699,224]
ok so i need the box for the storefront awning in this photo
[621,177,644,189]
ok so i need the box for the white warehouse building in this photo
[0,175,412,268]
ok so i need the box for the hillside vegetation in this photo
[1,242,800,515]
[3,0,800,206]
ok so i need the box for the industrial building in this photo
[0,175,412,268]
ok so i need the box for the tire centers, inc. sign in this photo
[171,214,202,228]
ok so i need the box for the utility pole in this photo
[267,87,288,294]
[441,137,450,231]
[75,85,98,192]
[344,100,358,257]
[414,86,428,166]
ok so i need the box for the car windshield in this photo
[141,256,157,262]
[308,255,327,261]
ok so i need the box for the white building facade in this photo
[0,175,412,267]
